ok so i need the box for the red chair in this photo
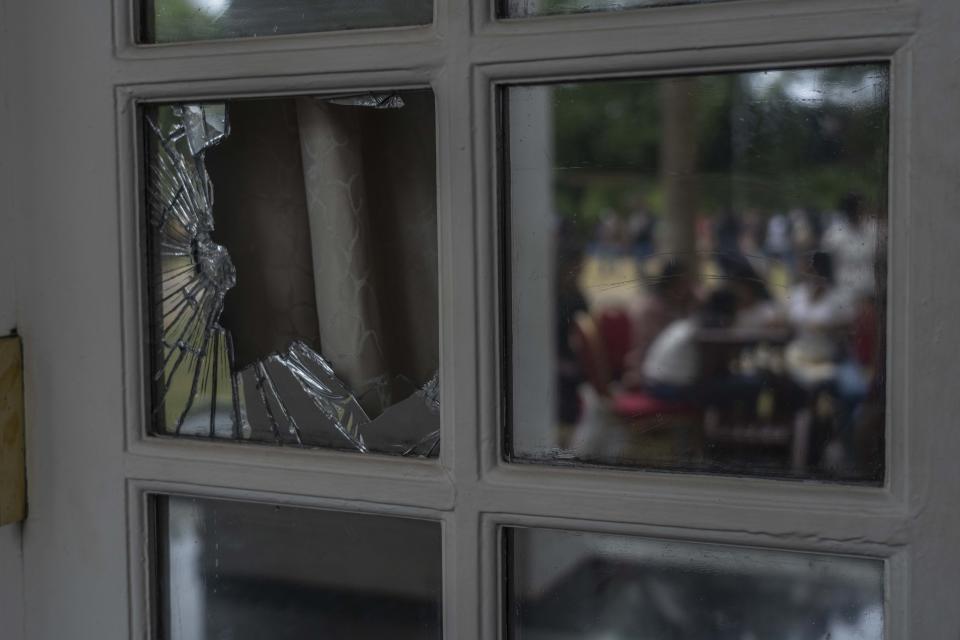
[569,310,613,397]
[569,310,700,463]
[570,311,696,422]
[595,307,633,381]
[612,391,695,422]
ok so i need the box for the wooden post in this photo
[659,77,699,261]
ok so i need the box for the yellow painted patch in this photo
[0,336,25,526]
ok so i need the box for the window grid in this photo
[111,2,923,639]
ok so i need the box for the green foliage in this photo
[550,65,889,233]
[149,0,224,43]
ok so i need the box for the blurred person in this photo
[764,210,793,271]
[556,234,589,435]
[717,253,786,330]
[621,259,696,389]
[739,209,768,276]
[789,207,822,258]
[714,208,742,257]
[591,209,625,273]
[822,192,879,301]
[785,251,867,470]
[626,208,656,262]
[785,251,854,384]
[695,212,714,254]
[641,288,761,411]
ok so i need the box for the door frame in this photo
[5,0,958,638]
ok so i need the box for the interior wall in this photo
[0,0,25,636]
[0,527,23,640]
[0,0,25,634]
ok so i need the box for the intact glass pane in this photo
[505,64,889,482]
[502,0,725,18]
[505,527,884,639]
[141,0,433,43]
[155,495,442,640]
[144,91,440,457]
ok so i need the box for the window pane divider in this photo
[475,485,910,552]
[124,449,455,510]
[110,46,446,87]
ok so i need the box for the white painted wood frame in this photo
[2,0,958,638]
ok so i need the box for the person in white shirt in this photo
[785,251,856,387]
[642,289,759,408]
[764,211,792,262]
[719,254,787,330]
[821,193,879,302]
[786,250,869,470]
[642,316,700,387]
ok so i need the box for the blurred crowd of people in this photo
[557,193,885,479]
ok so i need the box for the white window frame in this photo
[6,0,959,638]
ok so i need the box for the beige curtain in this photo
[206,99,321,370]
[207,95,438,418]
[296,95,438,414]
[294,98,388,409]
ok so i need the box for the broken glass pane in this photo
[145,90,439,457]
[324,92,406,109]
[177,103,229,155]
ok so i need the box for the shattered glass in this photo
[145,96,440,457]
[177,104,229,156]
[324,92,406,109]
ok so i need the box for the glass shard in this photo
[176,104,229,156]
[146,91,439,456]
[324,92,406,109]
[147,105,237,440]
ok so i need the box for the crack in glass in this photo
[146,102,440,456]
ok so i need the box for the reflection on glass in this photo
[503,0,724,18]
[506,65,888,482]
[156,495,442,640]
[505,527,884,639]
[141,0,433,43]
[145,91,439,457]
